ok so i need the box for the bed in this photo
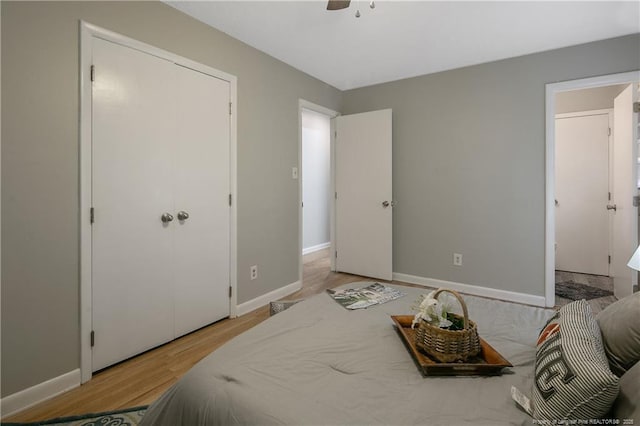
[141,283,560,425]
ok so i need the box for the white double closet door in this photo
[91,38,230,371]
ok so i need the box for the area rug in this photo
[2,406,147,426]
[555,281,613,301]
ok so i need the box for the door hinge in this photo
[335,192,338,200]
[608,255,611,264]
[229,193,232,207]
[90,330,95,347]
[90,207,95,224]
[633,102,640,113]
[229,286,232,298]
[90,65,95,82]
[229,102,232,115]
[335,250,338,259]
[633,195,640,207]
[608,127,611,136]
[608,192,611,201]
[335,131,337,138]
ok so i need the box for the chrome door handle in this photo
[161,213,174,223]
[177,211,190,221]
[606,204,617,211]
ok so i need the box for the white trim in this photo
[0,369,81,419]
[228,68,239,320]
[392,273,547,307]
[299,99,340,118]
[79,20,93,385]
[329,118,337,273]
[79,21,238,382]
[555,109,612,120]
[302,242,331,256]
[545,70,640,308]
[297,99,340,284]
[235,280,302,317]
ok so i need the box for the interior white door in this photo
[92,39,231,371]
[335,109,392,280]
[173,65,230,337]
[92,38,176,371]
[555,113,610,276]
[611,83,639,299]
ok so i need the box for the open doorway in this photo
[302,108,331,256]
[554,88,619,307]
[546,71,640,307]
[298,100,339,283]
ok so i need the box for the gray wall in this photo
[342,34,640,297]
[1,1,341,397]
[2,0,638,401]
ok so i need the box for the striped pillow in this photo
[532,300,619,421]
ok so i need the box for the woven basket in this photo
[414,289,481,363]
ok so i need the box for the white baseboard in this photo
[1,369,81,419]
[236,280,302,317]
[302,242,330,256]
[392,273,547,307]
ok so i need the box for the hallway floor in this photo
[555,270,616,314]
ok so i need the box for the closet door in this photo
[91,38,232,371]
[173,65,231,337]
[91,38,176,371]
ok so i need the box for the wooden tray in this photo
[391,315,512,376]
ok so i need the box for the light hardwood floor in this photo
[4,250,370,423]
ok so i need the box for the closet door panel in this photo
[91,38,176,371]
[173,65,231,337]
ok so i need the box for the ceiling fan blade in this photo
[327,0,350,10]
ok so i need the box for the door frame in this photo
[79,21,238,383]
[545,70,640,307]
[297,100,339,282]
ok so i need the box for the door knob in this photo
[606,204,617,211]
[161,213,174,223]
[382,201,390,208]
[177,211,190,221]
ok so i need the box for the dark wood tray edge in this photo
[391,315,513,376]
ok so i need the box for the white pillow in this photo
[532,300,619,421]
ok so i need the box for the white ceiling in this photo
[166,1,640,91]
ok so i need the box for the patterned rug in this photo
[555,281,613,301]
[2,406,147,426]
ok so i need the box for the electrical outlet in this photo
[250,265,258,280]
[453,253,463,266]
